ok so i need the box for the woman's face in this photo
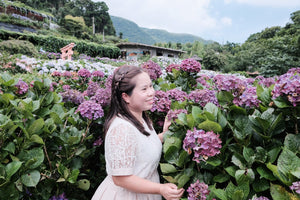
[122,72,155,114]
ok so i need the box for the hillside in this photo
[111,16,213,45]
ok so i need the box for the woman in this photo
[92,65,184,200]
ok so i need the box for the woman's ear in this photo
[121,92,130,104]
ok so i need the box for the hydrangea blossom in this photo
[187,180,210,200]
[256,76,276,87]
[167,88,188,102]
[51,71,61,77]
[272,68,300,106]
[60,89,85,105]
[62,71,72,77]
[151,90,171,113]
[75,100,104,120]
[167,109,188,121]
[188,89,219,107]
[78,68,91,78]
[92,70,105,78]
[180,58,201,73]
[15,79,29,95]
[233,86,261,108]
[290,181,300,194]
[196,75,212,89]
[141,60,162,80]
[166,63,181,73]
[183,128,222,163]
[93,136,103,146]
[90,88,111,106]
[213,74,247,97]
[49,192,68,200]
[62,85,71,91]
[86,81,101,96]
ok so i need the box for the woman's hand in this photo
[158,115,172,142]
[160,183,184,200]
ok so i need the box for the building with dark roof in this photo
[117,42,186,61]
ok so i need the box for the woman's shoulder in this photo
[108,116,137,134]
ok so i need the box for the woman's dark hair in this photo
[103,65,153,137]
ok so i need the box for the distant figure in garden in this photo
[92,65,184,200]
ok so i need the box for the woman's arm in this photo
[112,175,184,200]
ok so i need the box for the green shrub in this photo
[0,39,38,56]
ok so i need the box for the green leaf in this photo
[217,91,234,105]
[204,102,219,119]
[77,179,90,191]
[21,170,40,187]
[284,134,300,153]
[160,163,177,174]
[191,106,203,123]
[198,120,222,133]
[186,114,195,129]
[0,182,19,200]
[164,146,180,164]
[257,166,276,181]
[176,113,187,125]
[5,161,22,180]
[232,155,246,169]
[232,190,244,200]
[235,169,255,184]
[18,148,44,169]
[243,147,255,165]
[176,150,189,168]
[30,134,44,145]
[162,175,177,184]
[266,163,290,185]
[177,173,190,188]
[3,142,15,154]
[273,96,291,108]
[252,179,269,192]
[68,169,79,184]
[277,148,300,180]
[270,183,298,200]
[163,137,182,154]
[225,166,238,177]
[28,118,44,135]
[213,173,230,183]
[212,188,228,200]
[267,147,281,163]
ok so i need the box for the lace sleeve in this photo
[105,123,138,176]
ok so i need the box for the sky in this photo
[102,0,300,44]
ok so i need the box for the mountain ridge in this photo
[110,16,214,45]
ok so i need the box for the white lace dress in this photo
[92,117,162,200]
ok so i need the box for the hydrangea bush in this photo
[0,54,299,200]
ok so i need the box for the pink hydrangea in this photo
[183,128,222,163]
[141,60,162,80]
[187,180,210,200]
[290,181,300,194]
[78,68,91,78]
[75,100,104,120]
[180,58,201,73]
[15,79,29,95]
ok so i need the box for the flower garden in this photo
[0,53,299,200]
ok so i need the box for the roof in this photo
[117,42,186,54]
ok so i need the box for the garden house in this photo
[117,42,186,61]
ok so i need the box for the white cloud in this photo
[226,0,300,7]
[221,17,232,26]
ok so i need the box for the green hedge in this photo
[0,29,120,58]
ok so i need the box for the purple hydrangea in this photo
[196,75,212,89]
[105,74,113,90]
[92,70,105,78]
[183,128,222,163]
[166,63,181,73]
[62,85,71,91]
[49,192,68,200]
[93,136,103,146]
[180,58,201,73]
[188,89,219,107]
[167,88,188,102]
[151,90,171,113]
[290,181,300,194]
[167,109,188,121]
[62,71,72,77]
[60,89,85,105]
[78,68,91,78]
[15,79,29,95]
[51,71,61,77]
[90,88,111,106]
[213,74,247,97]
[75,100,104,120]
[141,60,162,80]
[233,86,261,108]
[86,81,101,97]
[272,68,300,106]
[256,76,276,88]
[187,180,210,200]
